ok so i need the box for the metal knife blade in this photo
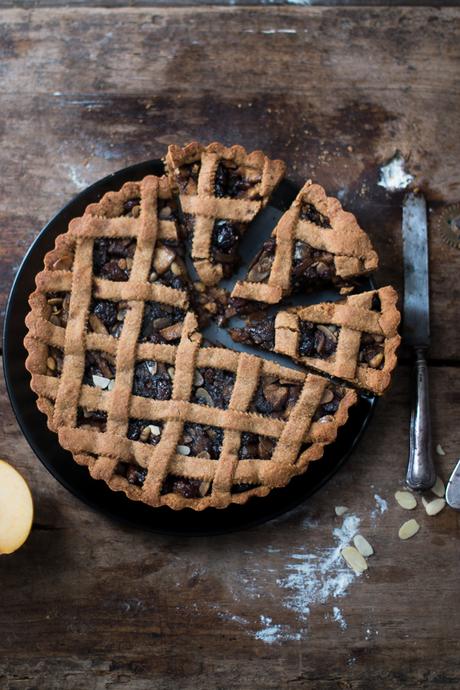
[446,459,460,509]
[402,193,430,347]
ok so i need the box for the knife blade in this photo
[402,193,430,347]
[446,459,460,509]
[402,192,436,490]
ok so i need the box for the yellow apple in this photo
[0,460,34,555]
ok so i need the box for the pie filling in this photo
[132,361,173,400]
[191,367,235,409]
[249,374,302,420]
[93,238,136,282]
[299,200,331,228]
[359,333,385,369]
[229,317,340,360]
[83,351,116,388]
[139,302,186,344]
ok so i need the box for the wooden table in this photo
[1,4,459,689]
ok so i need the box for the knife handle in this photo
[406,347,436,491]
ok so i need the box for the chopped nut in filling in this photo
[214,161,262,200]
[245,238,276,284]
[83,350,116,389]
[127,418,163,445]
[238,432,276,460]
[291,241,336,290]
[88,299,128,338]
[359,333,385,369]
[162,475,209,498]
[150,240,188,292]
[178,423,224,460]
[76,407,107,431]
[132,360,173,400]
[298,322,339,359]
[191,367,235,409]
[46,346,64,377]
[46,292,70,327]
[229,316,275,350]
[249,375,302,419]
[139,301,186,344]
[93,237,136,281]
[116,462,148,487]
[311,384,345,422]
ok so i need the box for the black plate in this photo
[3,159,376,536]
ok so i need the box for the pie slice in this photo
[229,286,400,395]
[24,172,358,511]
[165,142,286,286]
[231,180,379,307]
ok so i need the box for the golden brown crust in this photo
[232,180,379,303]
[273,286,401,395]
[165,142,286,286]
[24,171,358,511]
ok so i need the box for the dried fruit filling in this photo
[178,423,224,460]
[210,220,244,274]
[298,321,339,359]
[76,407,107,431]
[139,302,186,344]
[214,162,261,200]
[149,241,188,292]
[229,317,275,350]
[88,299,128,338]
[238,432,276,460]
[191,367,235,409]
[93,238,136,281]
[83,351,116,387]
[46,292,70,327]
[291,241,336,289]
[249,375,302,419]
[132,361,173,400]
[359,333,385,369]
[299,201,331,228]
[127,419,163,445]
[245,238,276,284]
[312,385,344,422]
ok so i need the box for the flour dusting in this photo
[378,153,414,191]
[332,606,348,630]
[254,616,302,644]
[276,514,360,621]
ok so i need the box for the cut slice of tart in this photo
[165,142,286,286]
[231,180,379,307]
[229,286,400,395]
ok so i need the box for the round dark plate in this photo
[3,159,377,536]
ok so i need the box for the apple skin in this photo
[0,460,34,555]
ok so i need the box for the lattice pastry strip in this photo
[230,287,400,395]
[231,180,379,305]
[166,142,286,286]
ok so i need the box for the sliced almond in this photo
[197,451,211,459]
[195,387,214,406]
[422,496,446,516]
[317,324,338,341]
[159,205,172,219]
[321,388,334,405]
[153,245,175,274]
[193,370,204,387]
[168,367,175,380]
[341,546,368,573]
[107,379,115,391]
[353,534,374,558]
[317,415,334,424]
[435,444,446,456]
[118,258,127,270]
[146,361,157,375]
[149,271,158,282]
[149,424,161,436]
[368,352,384,369]
[46,356,56,371]
[47,297,63,306]
[395,490,417,510]
[431,476,445,498]
[160,322,183,341]
[92,374,111,390]
[139,427,151,442]
[89,314,109,335]
[176,445,190,456]
[334,506,348,516]
[170,261,182,276]
[198,480,211,496]
[398,519,420,540]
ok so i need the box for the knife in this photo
[402,192,436,491]
[446,459,460,509]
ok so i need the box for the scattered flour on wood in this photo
[371,494,388,522]
[332,606,348,630]
[378,153,414,191]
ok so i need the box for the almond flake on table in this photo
[431,476,445,498]
[435,444,446,456]
[335,506,348,516]
[398,519,420,540]
[341,546,368,573]
[395,490,417,510]
[422,497,446,516]
[353,534,374,557]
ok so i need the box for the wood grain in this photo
[0,359,459,689]
[0,7,459,358]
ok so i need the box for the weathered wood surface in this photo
[0,7,459,358]
[1,6,460,689]
[1,0,457,7]
[1,362,459,689]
